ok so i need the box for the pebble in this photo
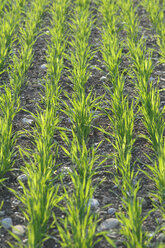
[40,64,47,70]
[101,64,106,69]
[97,218,120,232]
[1,217,13,229]
[107,231,118,239]
[88,198,99,210]
[100,76,107,82]
[12,199,21,206]
[12,225,26,237]
[148,76,155,83]
[60,166,72,176]
[17,174,28,183]
[0,211,5,217]
[108,208,116,215]
[143,35,148,39]
[22,118,34,125]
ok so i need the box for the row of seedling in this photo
[141,0,165,63]
[0,0,26,75]
[0,0,52,246]
[122,0,165,246]
[0,0,48,181]
[0,0,27,180]
[56,0,106,247]
[9,0,69,247]
[98,0,162,246]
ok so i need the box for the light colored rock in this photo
[12,225,26,237]
[12,199,21,206]
[0,211,5,217]
[97,218,120,232]
[108,208,116,215]
[22,118,34,125]
[60,166,72,176]
[100,76,107,82]
[17,174,28,183]
[40,64,47,70]
[1,217,13,229]
[148,76,155,83]
[107,231,118,239]
[88,198,99,210]
[143,35,148,39]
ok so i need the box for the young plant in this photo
[0,87,19,179]
[117,182,152,248]
[57,134,105,248]
[143,140,165,215]
[9,0,48,96]
[0,0,25,74]
[62,90,102,145]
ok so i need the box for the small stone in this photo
[93,54,98,59]
[143,35,148,39]
[147,232,155,239]
[40,64,47,70]
[108,208,116,215]
[60,166,72,175]
[100,76,107,82]
[107,231,118,239]
[88,198,99,210]
[148,76,155,83]
[12,225,26,237]
[97,218,120,232]
[22,118,34,125]
[101,64,106,69]
[0,211,5,217]
[17,174,28,183]
[23,239,28,244]
[12,199,21,206]
[157,233,165,243]
[1,217,13,229]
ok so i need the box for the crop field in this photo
[0,0,165,247]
